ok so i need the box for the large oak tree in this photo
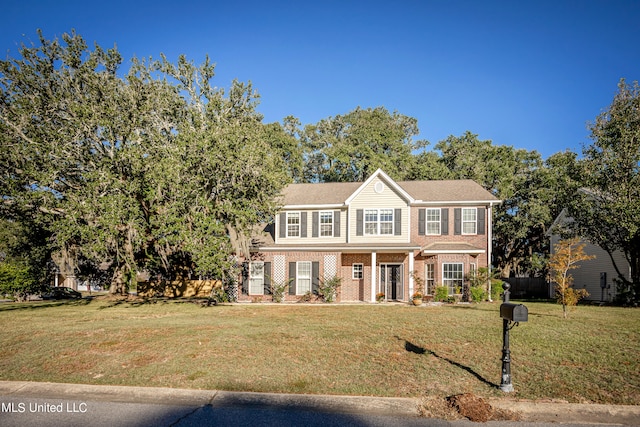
[0,30,293,293]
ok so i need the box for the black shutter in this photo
[288,262,296,295]
[356,209,363,236]
[312,212,319,237]
[441,208,449,235]
[454,208,462,235]
[477,207,485,235]
[334,211,340,237]
[418,209,426,235]
[312,262,320,295]
[241,262,249,294]
[394,209,401,235]
[279,213,286,238]
[263,262,271,295]
[300,212,307,238]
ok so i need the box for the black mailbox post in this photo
[499,283,527,392]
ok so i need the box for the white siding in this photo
[349,178,409,243]
[276,209,347,244]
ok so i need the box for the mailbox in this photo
[500,303,528,322]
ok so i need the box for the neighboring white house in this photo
[549,209,631,302]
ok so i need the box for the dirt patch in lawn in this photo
[419,393,521,422]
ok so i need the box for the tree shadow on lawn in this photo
[0,298,91,312]
[93,295,226,309]
[395,336,499,390]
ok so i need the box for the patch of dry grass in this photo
[0,298,638,404]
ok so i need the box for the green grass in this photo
[0,298,638,404]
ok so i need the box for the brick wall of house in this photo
[340,253,370,301]
[239,251,345,302]
[407,206,491,296]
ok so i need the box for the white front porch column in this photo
[408,251,415,297]
[371,251,377,302]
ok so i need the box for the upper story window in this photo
[364,208,394,235]
[319,211,333,237]
[426,208,441,235]
[462,208,477,235]
[287,212,300,237]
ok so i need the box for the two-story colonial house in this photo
[240,169,500,302]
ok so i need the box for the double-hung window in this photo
[249,261,264,295]
[443,263,464,295]
[426,208,441,235]
[364,209,394,235]
[379,209,393,235]
[462,208,477,235]
[287,212,300,237]
[297,261,312,295]
[425,263,435,294]
[319,211,333,237]
[364,209,378,235]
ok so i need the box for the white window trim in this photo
[287,212,301,238]
[425,263,435,294]
[352,263,364,279]
[426,208,441,235]
[442,262,464,295]
[249,261,264,295]
[462,208,477,235]
[296,261,312,295]
[364,208,394,236]
[319,210,333,238]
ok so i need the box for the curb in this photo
[488,398,640,425]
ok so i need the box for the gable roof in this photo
[345,169,415,205]
[281,170,499,207]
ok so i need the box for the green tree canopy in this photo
[301,106,427,182]
[0,30,292,293]
[569,78,640,303]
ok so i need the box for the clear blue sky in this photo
[2,0,639,159]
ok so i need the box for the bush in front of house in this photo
[434,286,449,302]
[317,276,341,303]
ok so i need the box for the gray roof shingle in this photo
[281,179,498,206]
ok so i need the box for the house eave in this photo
[282,204,345,210]
[412,200,503,206]
[422,249,485,255]
[256,244,422,253]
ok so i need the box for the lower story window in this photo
[425,263,435,294]
[297,261,312,295]
[249,262,264,295]
[352,263,363,279]
[443,263,463,295]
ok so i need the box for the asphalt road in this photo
[0,394,625,427]
[1,381,638,427]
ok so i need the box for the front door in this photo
[380,264,404,301]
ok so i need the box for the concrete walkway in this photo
[1,380,639,425]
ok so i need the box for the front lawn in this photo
[0,298,637,404]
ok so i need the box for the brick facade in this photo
[238,170,499,303]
